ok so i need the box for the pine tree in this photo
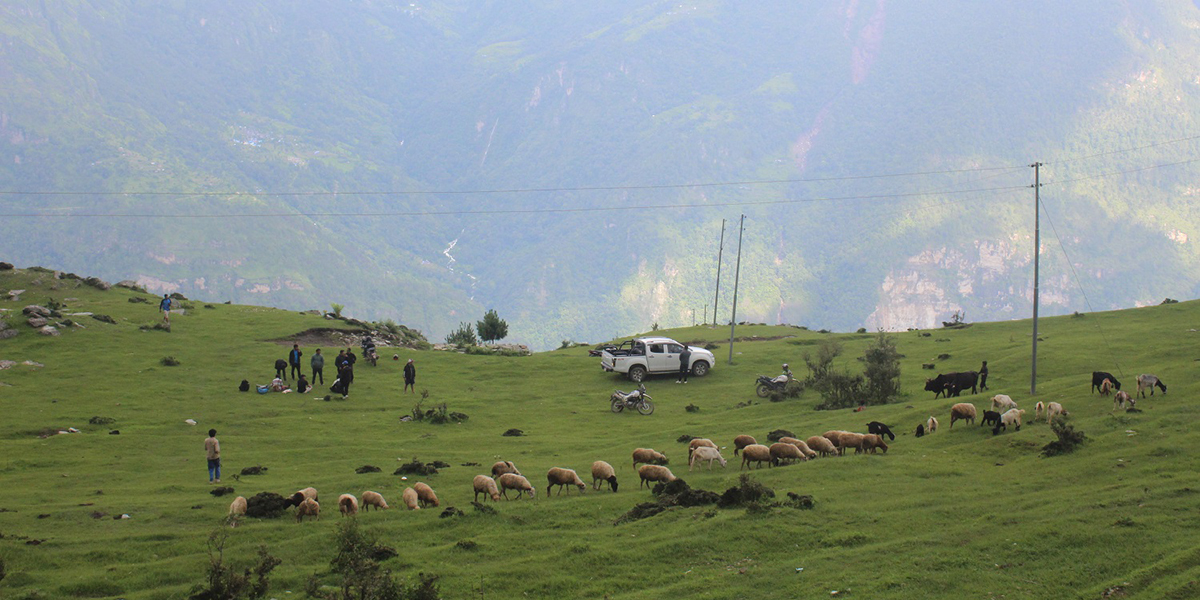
[476,310,509,344]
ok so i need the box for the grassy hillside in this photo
[1,265,1198,599]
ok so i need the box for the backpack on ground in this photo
[239,379,250,392]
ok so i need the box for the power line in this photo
[0,183,1031,219]
[1044,133,1200,166]
[1042,156,1200,187]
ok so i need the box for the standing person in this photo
[403,359,416,394]
[204,429,221,484]
[344,347,357,387]
[289,344,303,380]
[338,359,353,399]
[274,358,288,380]
[159,294,173,324]
[979,361,989,391]
[311,348,325,385]
[676,346,692,384]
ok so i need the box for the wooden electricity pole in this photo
[712,219,726,325]
[727,214,745,365]
[1031,162,1042,395]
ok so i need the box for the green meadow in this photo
[1,266,1198,599]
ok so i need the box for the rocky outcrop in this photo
[38,325,59,336]
[22,305,50,317]
[0,262,13,270]
[26,317,48,328]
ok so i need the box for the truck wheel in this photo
[691,361,710,377]
[628,365,647,383]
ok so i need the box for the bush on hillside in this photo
[409,402,468,424]
[188,530,280,600]
[161,356,181,366]
[444,322,477,347]
[244,493,289,519]
[862,330,901,405]
[813,371,866,410]
[767,379,804,402]
[306,520,440,600]
[1042,417,1086,457]
[803,339,842,385]
[394,459,438,476]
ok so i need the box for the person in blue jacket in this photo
[289,344,303,380]
[159,294,172,323]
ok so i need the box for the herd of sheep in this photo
[223,370,1168,521]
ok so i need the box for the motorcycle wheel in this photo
[611,400,625,413]
[636,399,655,415]
[756,384,772,398]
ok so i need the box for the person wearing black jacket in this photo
[979,361,989,391]
[676,347,692,384]
[274,358,288,380]
[289,344,303,380]
[403,359,416,394]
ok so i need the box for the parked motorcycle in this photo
[610,384,655,415]
[361,338,378,366]
[755,375,791,398]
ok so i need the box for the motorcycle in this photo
[755,375,791,398]
[361,341,378,366]
[610,384,655,415]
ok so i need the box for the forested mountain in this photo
[3,1,1200,348]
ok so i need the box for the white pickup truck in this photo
[600,336,715,382]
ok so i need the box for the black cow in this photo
[1091,371,1122,393]
[867,421,895,441]
[980,410,1001,428]
[925,371,979,398]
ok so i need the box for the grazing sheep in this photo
[632,448,668,469]
[590,461,618,492]
[338,493,359,517]
[805,436,837,457]
[497,473,536,500]
[821,430,848,452]
[689,446,728,470]
[473,475,502,502]
[295,498,320,522]
[413,482,439,508]
[980,410,1002,428]
[991,395,1017,412]
[926,416,939,433]
[779,437,818,459]
[740,444,774,469]
[637,464,677,488]
[733,435,758,456]
[1048,401,1070,421]
[1099,379,1114,396]
[687,438,717,458]
[1034,401,1046,422]
[837,432,867,455]
[491,461,521,478]
[228,496,247,516]
[866,421,896,441]
[361,491,389,511]
[992,408,1026,435]
[286,486,319,508]
[949,403,976,427]
[1112,391,1134,411]
[769,442,805,465]
[402,487,421,509]
[861,433,889,454]
[1136,374,1167,398]
[915,423,926,438]
[546,467,587,496]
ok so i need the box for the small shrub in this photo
[204,304,216,309]
[817,329,831,334]
[439,507,464,519]
[330,303,344,318]
[239,466,267,476]
[394,459,438,476]
[188,531,280,600]
[1071,311,1085,318]
[470,502,496,515]
[684,404,700,413]
[650,322,660,331]
[718,474,776,508]
[937,353,951,360]
[676,434,696,443]
[767,379,804,402]
[305,520,438,600]
[92,314,117,324]
[455,540,478,551]
[161,356,181,366]
[782,492,815,509]
[1161,298,1179,305]
[210,486,235,497]
[444,322,477,346]
[704,342,719,351]
[356,465,382,474]
[502,428,524,437]
[128,296,149,304]
[856,327,867,334]
[245,492,290,519]
[88,416,115,425]
[766,429,795,442]
[140,323,171,332]
[1042,417,1086,457]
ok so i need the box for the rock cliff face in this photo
[864,238,1075,330]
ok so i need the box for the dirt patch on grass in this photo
[271,327,367,347]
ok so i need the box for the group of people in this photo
[267,342,418,399]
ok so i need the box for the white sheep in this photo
[228,496,247,516]
[804,436,835,457]
[632,448,668,469]
[361,491,389,511]
[991,394,1017,412]
[338,493,359,517]
[1048,401,1069,421]
[687,438,718,458]
[926,416,939,433]
[295,498,320,522]
[689,446,727,470]
[994,408,1026,434]
[473,475,502,502]
[491,461,521,478]
[591,461,618,492]
[637,464,677,488]
[740,444,774,469]
[497,473,536,500]
[546,467,587,496]
[413,482,439,508]
[402,487,421,510]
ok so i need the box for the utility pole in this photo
[691,308,696,327]
[727,214,745,365]
[703,303,707,325]
[1031,162,1042,395]
[713,219,726,325]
